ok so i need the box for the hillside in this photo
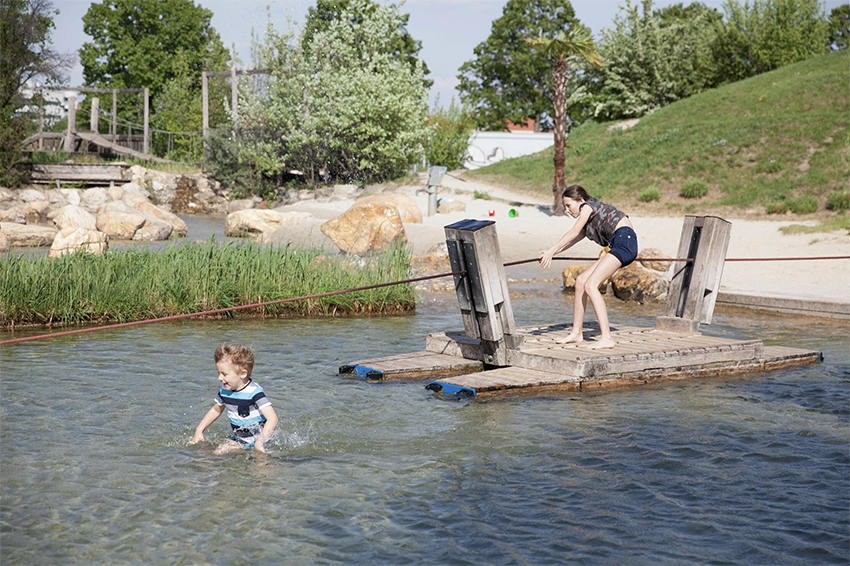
[467,51,849,219]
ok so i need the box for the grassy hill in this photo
[467,51,849,222]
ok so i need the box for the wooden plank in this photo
[340,351,483,381]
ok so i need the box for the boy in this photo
[191,343,279,454]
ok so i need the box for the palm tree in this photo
[528,27,602,216]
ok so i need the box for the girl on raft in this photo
[539,185,638,349]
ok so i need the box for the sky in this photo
[50,0,844,106]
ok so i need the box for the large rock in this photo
[44,189,69,206]
[437,198,466,214]
[225,209,310,236]
[123,191,188,236]
[320,202,407,256]
[19,188,47,202]
[50,205,97,231]
[610,263,669,302]
[0,187,16,202]
[352,193,422,224]
[227,198,255,214]
[0,207,25,224]
[81,187,111,212]
[59,188,82,206]
[121,182,151,198]
[638,247,672,273]
[23,200,50,217]
[132,218,174,241]
[0,228,7,252]
[0,222,57,247]
[48,227,108,258]
[96,201,148,239]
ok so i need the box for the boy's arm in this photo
[253,405,279,454]
[191,404,224,444]
[539,207,591,269]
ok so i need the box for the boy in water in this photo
[191,343,279,454]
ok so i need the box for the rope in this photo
[2,254,848,346]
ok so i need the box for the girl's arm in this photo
[254,405,279,454]
[191,404,224,444]
[539,206,592,269]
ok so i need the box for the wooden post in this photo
[656,216,732,333]
[65,95,76,152]
[143,88,149,156]
[231,66,238,124]
[90,97,99,134]
[111,89,117,142]
[202,71,209,163]
[445,220,522,366]
[38,95,44,151]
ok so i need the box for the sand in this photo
[274,175,850,304]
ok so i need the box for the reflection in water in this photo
[1,292,848,564]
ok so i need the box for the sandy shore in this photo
[275,175,850,305]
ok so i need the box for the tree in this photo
[528,27,601,216]
[425,97,475,171]
[457,0,581,131]
[827,4,850,50]
[80,0,229,126]
[711,0,829,84]
[302,0,431,87]
[0,0,72,187]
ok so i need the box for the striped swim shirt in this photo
[215,380,271,439]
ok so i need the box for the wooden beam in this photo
[143,88,149,156]
[65,95,76,151]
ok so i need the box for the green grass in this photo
[779,216,850,235]
[0,239,416,328]
[467,51,850,218]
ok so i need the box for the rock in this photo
[0,207,26,224]
[48,227,108,258]
[0,222,57,247]
[637,247,672,273]
[561,265,607,292]
[132,218,173,241]
[320,202,407,256]
[81,187,111,212]
[437,198,466,214]
[44,189,69,206]
[23,200,51,217]
[0,187,15,202]
[107,184,124,201]
[228,199,255,213]
[226,209,311,236]
[96,201,148,239]
[19,188,47,202]
[121,182,151,198]
[352,193,422,224]
[122,192,188,236]
[147,172,178,205]
[610,263,669,302]
[51,205,97,231]
[59,188,82,206]
[0,228,6,252]
[333,184,360,199]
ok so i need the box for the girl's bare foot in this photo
[587,337,616,350]
[555,332,583,345]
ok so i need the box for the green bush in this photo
[826,191,850,212]
[639,187,661,202]
[766,201,789,214]
[425,98,474,171]
[788,196,819,214]
[680,179,708,198]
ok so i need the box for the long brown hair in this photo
[562,185,591,201]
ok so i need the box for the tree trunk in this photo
[551,57,570,216]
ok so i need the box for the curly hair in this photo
[214,342,255,377]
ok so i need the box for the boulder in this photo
[0,228,7,252]
[50,205,97,231]
[122,192,188,236]
[81,187,111,212]
[332,184,361,199]
[437,198,466,214]
[228,198,255,213]
[132,219,174,241]
[0,187,15,202]
[147,171,178,205]
[320,202,407,256]
[352,193,422,224]
[44,189,69,206]
[59,188,82,206]
[226,209,310,236]
[0,207,26,224]
[638,247,672,273]
[23,200,50,217]
[0,222,57,247]
[96,201,148,239]
[121,182,151,198]
[19,188,47,202]
[610,263,669,302]
[48,227,108,258]
[107,184,124,201]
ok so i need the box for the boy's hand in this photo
[254,439,267,453]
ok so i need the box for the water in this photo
[1,289,848,565]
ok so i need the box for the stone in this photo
[0,228,6,252]
[96,201,148,239]
[48,227,108,258]
[610,263,669,302]
[0,187,15,202]
[228,199,255,213]
[352,193,422,224]
[23,200,51,217]
[19,188,47,202]
[122,192,188,236]
[50,205,97,231]
[107,184,124,201]
[121,182,151,198]
[44,189,69,206]
[59,188,82,206]
[226,209,311,236]
[332,184,360,199]
[320,202,407,256]
[147,171,179,205]
[437,198,466,214]
[0,207,26,224]
[637,247,672,273]
[132,219,173,241]
[80,187,111,212]
[0,222,57,247]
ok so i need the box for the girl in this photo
[539,185,638,349]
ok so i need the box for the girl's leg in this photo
[556,267,593,344]
[582,254,624,349]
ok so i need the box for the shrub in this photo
[425,98,474,170]
[639,187,661,202]
[766,201,789,214]
[788,195,819,214]
[826,191,850,212]
[680,179,708,198]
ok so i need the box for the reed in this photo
[0,239,416,328]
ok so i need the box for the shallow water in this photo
[1,289,848,565]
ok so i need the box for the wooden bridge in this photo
[341,217,821,399]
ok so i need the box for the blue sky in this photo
[51,0,844,106]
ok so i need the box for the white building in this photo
[17,81,77,126]
[465,131,555,170]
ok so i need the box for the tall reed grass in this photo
[0,239,416,328]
